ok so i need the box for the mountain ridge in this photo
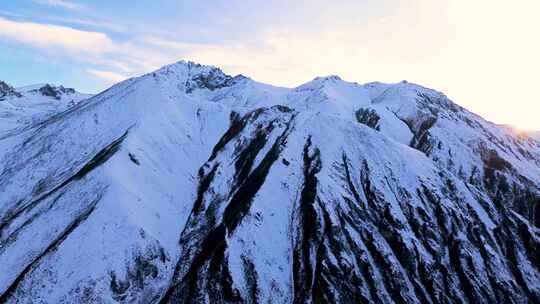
[0,60,539,303]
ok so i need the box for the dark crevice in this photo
[161,111,294,303]
[447,236,477,304]
[72,130,129,180]
[515,217,540,271]
[341,153,362,204]
[360,231,411,304]
[223,119,292,232]
[0,196,101,302]
[293,136,322,304]
[494,221,539,303]
[340,217,383,303]
[207,233,243,303]
[232,125,274,190]
[359,161,381,221]
[312,201,372,304]
[192,164,219,213]
[241,255,259,304]
[0,189,67,251]
[209,110,262,161]
[163,224,243,303]
[376,224,433,304]
[311,239,331,303]
[0,129,129,242]
[410,117,437,154]
[467,222,509,302]
[128,153,140,165]
[173,223,227,302]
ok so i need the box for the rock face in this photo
[37,84,76,100]
[0,81,21,100]
[0,61,539,303]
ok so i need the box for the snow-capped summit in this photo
[0,60,539,303]
[294,75,348,92]
[309,74,343,84]
[149,60,248,94]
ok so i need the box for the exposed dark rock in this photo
[128,153,140,165]
[160,107,295,304]
[185,65,245,93]
[33,84,76,100]
[408,115,438,154]
[355,108,381,130]
[293,136,322,304]
[109,247,165,302]
[0,81,22,100]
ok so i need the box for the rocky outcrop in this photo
[355,108,381,130]
[0,81,21,101]
[37,84,76,100]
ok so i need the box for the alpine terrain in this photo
[0,61,539,304]
[0,81,91,135]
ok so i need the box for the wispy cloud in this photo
[49,16,126,32]
[0,17,179,79]
[87,69,127,83]
[0,17,115,55]
[0,10,25,19]
[32,0,84,11]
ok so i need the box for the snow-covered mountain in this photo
[0,81,91,135]
[0,61,539,303]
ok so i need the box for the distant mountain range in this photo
[0,61,539,303]
[0,81,90,134]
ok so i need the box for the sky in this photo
[0,1,539,130]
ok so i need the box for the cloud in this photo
[3,1,538,129]
[32,0,83,11]
[0,17,115,55]
[87,69,128,83]
[49,17,126,32]
[142,37,211,52]
[0,10,25,18]
[0,17,179,82]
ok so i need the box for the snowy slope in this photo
[0,61,539,303]
[0,81,91,136]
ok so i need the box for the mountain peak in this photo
[155,60,220,75]
[306,75,345,87]
[313,75,342,82]
[150,60,248,93]
[36,84,76,100]
[0,80,22,100]
[294,75,348,93]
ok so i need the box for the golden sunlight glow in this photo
[180,0,540,130]
[2,1,537,129]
